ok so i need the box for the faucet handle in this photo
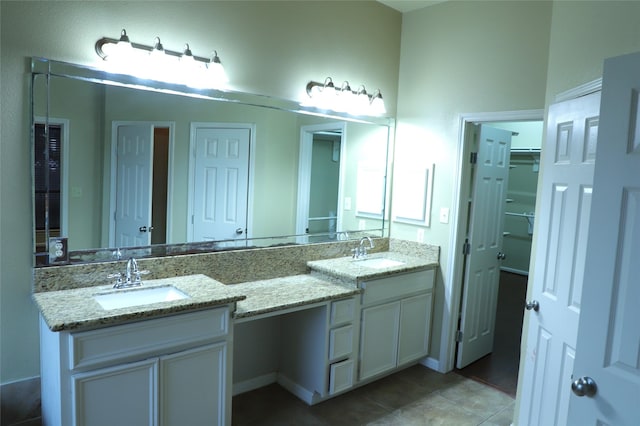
[136,269,150,278]
[107,272,124,287]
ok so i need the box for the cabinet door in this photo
[160,342,227,426]
[72,358,157,426]
[359,301,400,381]
[398,292,432,365]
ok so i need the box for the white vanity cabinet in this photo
[327,297,358,395]
[40,307,233,426]
[275,296,360,404]
[358,269,434,382]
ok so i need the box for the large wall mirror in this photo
[31,58,393,266]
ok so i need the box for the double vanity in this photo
[34,239,438,426]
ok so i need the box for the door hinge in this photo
[456,330,463,343]
[462,239,471,255]
[470,152,478,164]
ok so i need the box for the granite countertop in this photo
[307,251,438,283]
[34,274,247,332]
[34,273,361,332]
[233,274,360,319]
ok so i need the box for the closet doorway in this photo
[455,120,542,397]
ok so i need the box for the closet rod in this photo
[505,212,535,218]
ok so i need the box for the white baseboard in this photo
[232,372,277,396]
[1,376,41,424]
[420,356,444,373]
[277,374,320,405]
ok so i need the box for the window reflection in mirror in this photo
[34,123,62,254]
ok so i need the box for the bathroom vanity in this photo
[34,243,438,426]
[35,275,246,426]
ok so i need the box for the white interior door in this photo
[456,125,512,369]
[568,51,640,425]
[191,127,250,243]
[114,124,154,247]
[517,92,600,425]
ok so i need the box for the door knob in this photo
[525,300,539,311]
[497,252,506,260]
[139,226,147,233]
[236,228,244,235]
[571,376,597,397]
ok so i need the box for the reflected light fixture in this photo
[95,29,228,89]
[304,77,386,116]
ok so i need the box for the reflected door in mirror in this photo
[114,125,154,247]
[191,126,250,245]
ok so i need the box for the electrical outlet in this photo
[439,207,450,224]
[344,197,352,211]
[417,228,424,243]
[48,237,69,264]
[359,220,366,230]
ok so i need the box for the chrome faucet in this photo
[108,257,149,288]
[352,236,375,259]
[125,257,139,284]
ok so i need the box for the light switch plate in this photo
[439,207,450,224]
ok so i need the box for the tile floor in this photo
[232,365,515,425]
[14,365,514,425]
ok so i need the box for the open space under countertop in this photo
[232,274,360,320]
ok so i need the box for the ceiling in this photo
[378,0,445,13]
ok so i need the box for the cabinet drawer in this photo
[330,298,355,326]
[328,359,354,395]
[329,325,353,361]
[69,308,229,371]
[361,269,434,306]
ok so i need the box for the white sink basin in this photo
[356,258,405,269]
[94,286,189,310]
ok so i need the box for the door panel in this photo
[568,51,640,425]
[160,343,227,426]
[517,92,600,425]
[457,125,512,368]
[359,301,400,381]
[72,359,157,426]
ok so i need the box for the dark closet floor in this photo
[456,271,528,397]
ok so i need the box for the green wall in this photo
[0,0,401,384]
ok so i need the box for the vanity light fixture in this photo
[369,89,387,115]
[304,77,387,116]
[95,29,228,89]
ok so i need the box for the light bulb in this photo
[370,90,386,116]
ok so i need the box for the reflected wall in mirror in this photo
[32,58,393,266]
